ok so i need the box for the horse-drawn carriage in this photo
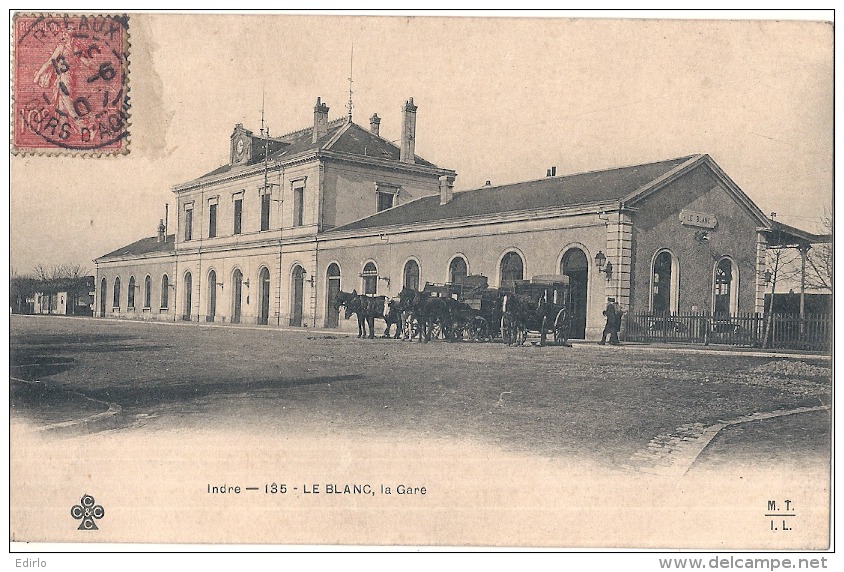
[421,275,503,342]
[335,273,570,346]
[500,275,570,346]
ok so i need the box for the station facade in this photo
[96,96,787,340]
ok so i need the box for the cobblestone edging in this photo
[626,405,831,477]
[10,375,124,437]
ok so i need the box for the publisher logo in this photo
[71,494,104,530]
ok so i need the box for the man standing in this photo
[599,297,623,345]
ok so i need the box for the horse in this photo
[397,288,454,342]
[337,290,406,340]
[336,290,365,337]
[382,298,405,339]
[501,292,568,346]
[446,298,490,341]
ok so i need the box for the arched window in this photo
[161,275,170,309]
[183,271,193,320]
[290,265,304,327]
[499,251,524,288]
[326,263,342,328]
[144,275,152,308]
[258,267,271,326]
[207,270,217,320]
[230,269,241,324]
[714,258,736,316]
[652,251,673,313]
[403,260,420,290]
[100,277,107,316]
[127,276,136,308]
[449,256,468,285]
[113,277,121,309]
[362,262,378,295]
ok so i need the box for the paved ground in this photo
[9,315,832,470]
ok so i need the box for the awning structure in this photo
[758,219,831,344]
[761,220,832,248]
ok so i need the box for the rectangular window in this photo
[293,187,304,227]
[208,203,217,238]
[184,208,193,241]
[377,191,395,212]
[260,193,271,231]
[233,198,243,235]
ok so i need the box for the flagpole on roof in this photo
[347,43,354,121]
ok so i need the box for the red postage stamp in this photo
[12,14,130,155]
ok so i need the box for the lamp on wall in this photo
[216,282,224,290]
[694,230,710,243]
[243,279,250,289]
[595,250,613,281]
[302,269,315,287]
[378,276,391,287]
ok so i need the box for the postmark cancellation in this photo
[11,14,130,155]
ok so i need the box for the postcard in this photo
[8,12,833,552]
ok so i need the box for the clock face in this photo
[236,138,245,157]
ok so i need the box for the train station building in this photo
[95,96,819,340]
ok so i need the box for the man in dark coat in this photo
[599,297,623,345]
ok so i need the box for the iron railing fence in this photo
[623,311,831,352]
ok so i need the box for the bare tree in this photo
[32,264,51,281]
[32,263,90,282]
[762,245,801,349]
[804,209,832,292]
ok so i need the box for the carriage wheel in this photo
[469,317,489,342]
[553,309,569,345]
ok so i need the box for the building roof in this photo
[97,235,176,261]
[328,155,698,233]
[764,220,832,247]
[182,118,442,187]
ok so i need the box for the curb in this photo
[570,341,831,361]
[10,375,124,437]
[628,404,831,477]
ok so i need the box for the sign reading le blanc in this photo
[679,209,717,229]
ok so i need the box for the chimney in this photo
[400,98,417,163]
[369,113,381,137]
[157,219,166,243]
[312,97,329,143]
[439,175,455,206]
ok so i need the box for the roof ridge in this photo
[97,234,176,260]
[277,117,345,140]
[321,120,353,150]
[334,121,440,167]
[463,154,700,194]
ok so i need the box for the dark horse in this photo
[337,290,401,339]
[501,292,568,346]
[383,298,405,339]
[337,290,387,339]
[396,287,453,342]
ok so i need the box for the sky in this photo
[8,12,834,275]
